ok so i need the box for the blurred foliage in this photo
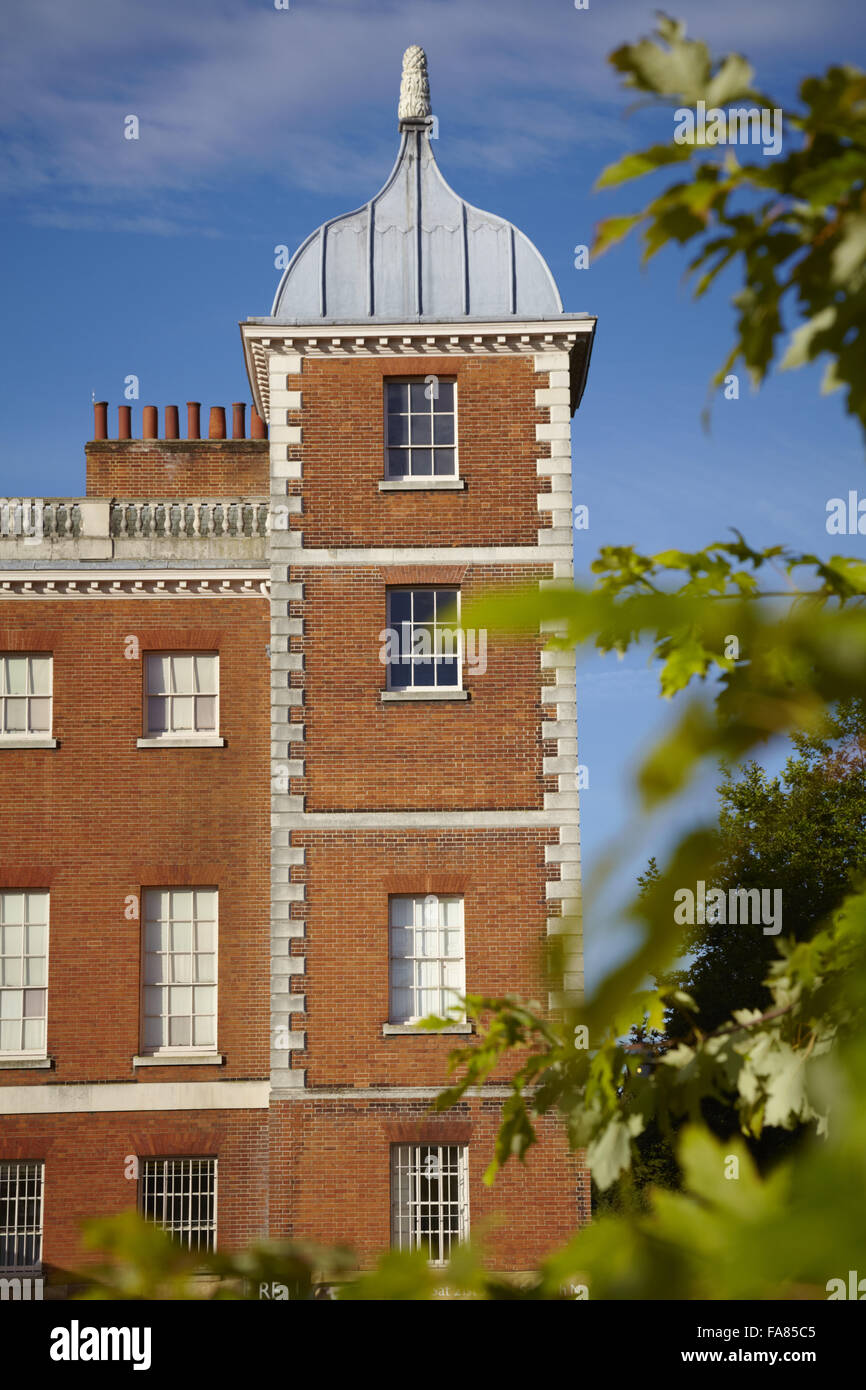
[592,13,866,435]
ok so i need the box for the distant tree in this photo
[661,699,866,1037]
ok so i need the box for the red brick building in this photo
[0,46,595,1288]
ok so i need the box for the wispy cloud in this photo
[1,0,855,234]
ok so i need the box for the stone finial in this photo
[398,45,431,123]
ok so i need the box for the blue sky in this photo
[1,0,863,987]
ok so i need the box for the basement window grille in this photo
[140,1158,217,1252]
[390,1144,469,1264]
[0,1161,44,1272]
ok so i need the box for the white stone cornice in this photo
[240,318,594,424]
[0,569,270,598]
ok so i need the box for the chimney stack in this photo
[93,401,108,440]
[209,406,226,439]
[232,402,246,440]
[118,405,132,439]
[165,405,179,439]
[187,402,201,440]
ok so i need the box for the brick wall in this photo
[270,1098,583,1270]
[0,1109,267,1274]
[0,597,270,1084]
[291,354,551,548]
[294,564,556,812]
[85,441,269,497]
[291,829,557,1086]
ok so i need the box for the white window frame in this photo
[389,895,465,1025]
[384,377,458,480]
[142,652,220,741]
[139,1157,217,1253]
[0,654,52,741]
[390,1144,469,1265]
[0,1161,44,1272]
[140,888,218,1057]
[385,588,462,692]
[0,890,49,1059]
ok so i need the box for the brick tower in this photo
[0,45,595,1287]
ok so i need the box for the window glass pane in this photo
[143,986,162,1017]
[172,696,193,731]
[432,413,454,444]
[434,590,458,622]
[413,591,435,623]
[172,890,193,920]
[23,989,43,1018]
[386,449,407,478]
[387,414,409,445]
[0,1020,19,1050]
[5,659,25,695]
[195,953,215,983]
[171,656,194,694]
[28,698,50,732]
[144,952,164,984]
[172,953,192,983]
[146,655,170,694]
[2,925,23,956]
[413,659,435,686]
[388,591,412,626]
[195,889,216,919]
[5,699,26,732]
[147,697,167,734]
[26,893,48,923]
[3,959,22,986]
[389,662,411,688]
[193,986,215,1015]
[29,657,51,695]
[0,989,22,1019]
[436,659,458,687]
[195,920,216,952]
[169,1016,191,1047]
[169,986,192,1016]
[194,655,216,692]
[433,449,455,476]
[386,382,407,412]
[389,897,414,928]
[142,1017,162,1049]
[171,920,192,952]
[409,448,432,475]
[2,896,23,924]
[195,696,216,731]
[25,957,44,987]
[412,414,431,445]
[194,1015,215,1046]
[145,889,169,920]
[435,381,454,411]
[22,1019,44,1051]
[409,382,428,412]
[25,923,46,955]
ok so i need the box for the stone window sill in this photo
[378,478,465,492]
[381,689,469,703]
[0,1055,53,1069]
[132,1053,224,1067]
[0,738,58,750]
[382,1023,473,1036]
[136,737,226,749]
